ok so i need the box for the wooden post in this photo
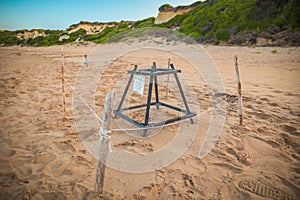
[94,91,114,193]
[61,53,66,120]
[166,58,171,97]
[234,56,243,125]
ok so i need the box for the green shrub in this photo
[86,24,130,43]
[274,15,288,29]
[159,4,174,12]
[216,29,230,41]
[134,17,155,28]
[0,31,20,45]
[60,28,86,44]
[158,0,299,38]
[283,0,300,29]
[271,49,277,53]
[69,28,86,37]
[24,30,63,46]
[118,21,130,29]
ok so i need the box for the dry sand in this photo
[0,43,299,199]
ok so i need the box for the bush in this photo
[0,31,20,45]
[273,15,288,29]
[134,17,155,28]
[159,4,174,12]
[271,49,277,53]
[118,21,130,29]
[69,28,86,37]
[216,29,230,41]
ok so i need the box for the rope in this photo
[62,74,121,77]
[62,73,229,132]
[64,78,103,123]
[110,96,229,132]
[99,127,112,152]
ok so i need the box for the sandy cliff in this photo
[154,8,193,24]
[67,22,118,35]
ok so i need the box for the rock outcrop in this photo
[67,21,118,35]
[58,34,70,41]
[16,30,46,40]
[154,4,195,24]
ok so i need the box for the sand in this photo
[0,42,299,199]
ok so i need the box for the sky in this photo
[0,0,199,31]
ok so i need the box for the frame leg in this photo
[143,65,155,137]
[170,64,194,124]
[153,62,159,109]
[117,65,138,111]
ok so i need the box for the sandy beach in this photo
[0,42,299,199]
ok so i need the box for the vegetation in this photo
[271,49,277,53]
[86,21,131,43]
[162,1,272,34]
[61,28,86,44]
[0,0,299,46]
[156,0,300,43]
[159,4,174,12]
[0,30,20,45]
[216,29,230,41]
[134,17,155,28]
[27,30,64,46]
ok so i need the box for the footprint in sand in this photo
[74,155,92,167]
[169,156,206,176]
[38,192,67,200]
[15,164,33,178]
[34,151,57,165]
[114,139,154,154]
[0,146,16,158]
[213,162,243,174]
[160,184,177,198]
[11,154,33,169]
[226,147,251,166]
[43,152,74,177]
[0,159,13,174]
[185,156,206,173]
[237,176,297,200]
[281,124,298,136]
[53,140,75,152]
[255,110,272,120]
[70,184,93,200]
[0,173,23,187]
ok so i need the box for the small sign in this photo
[133,75,145,95]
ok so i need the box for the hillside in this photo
[160,0,300,45]
[0,0,299,46]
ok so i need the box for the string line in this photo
[110,97,228,131]
[64,78,103,123]
[63,74,228,132]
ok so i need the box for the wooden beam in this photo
[234,56,243,125]
[61,53,66,120]
[94,91,114,193]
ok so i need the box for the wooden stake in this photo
[94,91,114,193]
[166,58,171,97]
[61,53,66,120]
[234,56,243,125]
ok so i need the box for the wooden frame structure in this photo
[113,62,196,132]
